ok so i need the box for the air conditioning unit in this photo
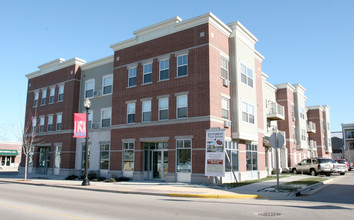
[223,78,230,87]
[94,90,102,97]
[224,120,231,128]
[92,122,99,129]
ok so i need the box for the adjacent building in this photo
[0,141,22,171]
[21,12,332,183]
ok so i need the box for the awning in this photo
[0,149,19,156]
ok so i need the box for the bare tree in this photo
[16,110,42,181]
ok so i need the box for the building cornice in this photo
[81,55,113,71]
[110,12,232,52]
[26,57,86,79]
[274,83,296,92]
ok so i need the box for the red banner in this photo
[73,113,87,138]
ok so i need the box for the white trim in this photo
[81,56,113,71]
[101,107,112,128]
[102,74,113,96]
[85,79,95,99]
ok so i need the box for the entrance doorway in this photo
[39,147,50,174]
[144,142,168,180]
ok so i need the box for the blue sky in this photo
[0,0,353,141]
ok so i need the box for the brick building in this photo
[22,12,332,183]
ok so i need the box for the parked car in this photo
[292,158,333,176]
[336,159,350,171]
[332,161,347,175]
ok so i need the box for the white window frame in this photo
[222,97,230,120]
[49,87,55,104]
[47,115,53,131]
[127,102,136,124]
[123,142,135,171]
[240,63,253,87]
[87,110,93,129]
[101,107,112,128]
[143,63,152,84]
[221,57,229,79]
[32,117,37,130]
[39,116,45,132]
[159,59,169,81]
[158,97,169,121]
[34,91,39,107]
[242,101,255,124]
[102,74,113,95]
[58,85,64,102]
[85,79,95,98]
[176,139,192,173]
[177,54,188,77]
[56,114,62,131]
[142,100,152,122]
[128,67,137,87]
[176,95,188,119]
[41,89,47,105]
[100,143,110,170]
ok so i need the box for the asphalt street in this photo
[1,173,354,220]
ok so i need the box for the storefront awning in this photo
[0,149,19,156]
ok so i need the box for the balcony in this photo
[307,121,316,133]
[266,101,285,121]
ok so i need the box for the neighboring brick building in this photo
[0,141,22,171]
[22,12,332,183]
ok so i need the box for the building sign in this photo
[205,128,225,177]
[73,113,87,138]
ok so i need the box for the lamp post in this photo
[82,98,91,186]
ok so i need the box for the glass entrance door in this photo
[39,147,50,174]
[152,150,168,180]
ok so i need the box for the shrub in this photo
[65,175,79,180]
[97,176,107,182]
[108,178,116,182]
[115,176,130,182]
[88,172,98,180]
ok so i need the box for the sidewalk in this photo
[0,173,326,200]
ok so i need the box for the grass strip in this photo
[223,175,289,188]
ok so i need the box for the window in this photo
[54,145,62,169]
[85,80,94,98]
[246,144,257,171]
[301,129,306,141]
[56,114,62,131]
[241,64,253,87]
[101,108,111,127]
[39,116,44,132]
[103,75,113,95]
[176,139,191,172]
[128,67,137,87]
[32,117,37,131]
[225,141,238,172]
[58,85,64,102]
[292,126,296,139]
[221,57,228,79]
[177,95,187,118]
[159,98,169,120]
[47,115,53,131]
[123,142,134,171]
[159,59,169,80]
[300,107,305,119]
[242,101,255,124]
[143,63,152,84]
[222,97,230,119]
[345,130,354,139]
[41,89,47,105]
[100,144,110,170]
[142,100,151,122]
[177,54,188,77]
[127,103,136,123]
[291,104,295,119]
[49,87,55,104]
[34,91,39,107]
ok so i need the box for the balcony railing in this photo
[308,140,317,150]
[307,121,316,133]
[267,101,285,121]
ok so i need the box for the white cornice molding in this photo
[26,57,86,79]
[255,49,264,61]
[265,80,277,91]
[110,12,232,52]
[81,55,113,71]
[228,21,258,43]
[275,83,296,92]
[292,83,306,93]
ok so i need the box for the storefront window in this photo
[100,144,110,170]
[225,141,239,172]
[246,144,258,171]
[123,142,134,171]
[176,139,191,172]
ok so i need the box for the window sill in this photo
[175,75,188,79]
[141,82,152,86]
[158,78,170,82]
[127,85,137,89]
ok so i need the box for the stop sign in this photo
[270,132,285,149]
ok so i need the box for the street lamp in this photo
[82,98,91,186]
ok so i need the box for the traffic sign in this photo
[270,132,285,149]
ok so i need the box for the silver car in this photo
[292,158,333,176]
[332,159,347,175]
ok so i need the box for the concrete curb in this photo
[169,193,266,199]
[294,178,333,197]
[0,179,264,200]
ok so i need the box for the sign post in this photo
[270,131,285,190]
